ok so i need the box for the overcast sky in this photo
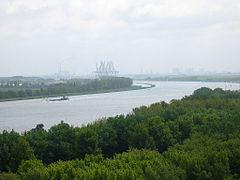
[0,0,240,76]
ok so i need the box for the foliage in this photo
[0,131,34,172]
[0,77,133,100]
[74,127,100,159]
[1,87,240,179]
[18,149,185,180]
[0,172,20,180]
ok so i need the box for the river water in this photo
[0,81,239,132]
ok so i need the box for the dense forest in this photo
[0,87,240,179]
[0,77,133,101]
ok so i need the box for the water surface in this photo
[0,81,239,132]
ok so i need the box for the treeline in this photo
[1,87,240,179]
[0,77,133,100]
[149,75,240,83]
[0,76,50,89]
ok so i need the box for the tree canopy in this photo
[1,87,240,179]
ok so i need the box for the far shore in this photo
[0,84,155,102]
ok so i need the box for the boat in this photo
[48,96,69,101]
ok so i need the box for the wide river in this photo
[0,81,239,132]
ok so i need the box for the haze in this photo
[0,0,240,76]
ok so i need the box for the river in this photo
[0,81,239,132]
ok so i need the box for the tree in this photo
[0,131,34,172]
[74,127,99,159]
[18,159,47,180]
[129,123,156,150]
[25,89,33,97]
[45,122,75,163]
[24,124,48,163]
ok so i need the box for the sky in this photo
[0,0,240,76]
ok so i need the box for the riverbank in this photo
[139,75,240,83]
[1,81,239,132]
[0,84,155,102]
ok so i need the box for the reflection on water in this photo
[0,81,239,132]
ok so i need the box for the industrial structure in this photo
[94,61,119,78]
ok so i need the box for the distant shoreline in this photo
[0,84,155,102]
[135,75,240,83]
[136,79,240,84]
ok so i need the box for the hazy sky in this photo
[0,0,240,76]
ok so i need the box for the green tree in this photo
[18,159,47,180]
[74,127,99,159]
[45,122,75,163]
[0,131,34,172]
[129,123,156,150]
